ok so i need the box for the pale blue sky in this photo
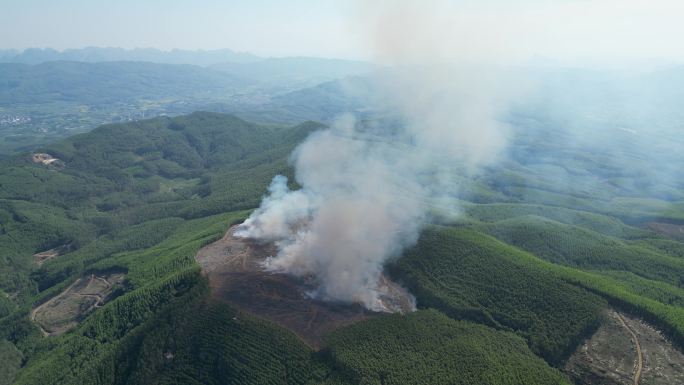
[2,0,683,66]
[0,0,356,57]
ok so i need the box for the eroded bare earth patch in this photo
[33,244,72,266]
[31,272,125,336]
[564,309,684,385]
[624,313,684,385]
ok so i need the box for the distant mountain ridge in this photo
[0,47,261,66]
[0,61,249,105]
[210,57,374,87]
[0,55,375,158]
[0,48,375,74]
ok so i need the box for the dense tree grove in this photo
[323,310,571,385]
[392,226,606,365]
[481,215,684,285]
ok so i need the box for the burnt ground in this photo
[564,309,684,385]
[195,225,415,349]
[31,272,125,336]
[645,222,684,241]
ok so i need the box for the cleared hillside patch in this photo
[565,309,684,385]
[31,272,125,336]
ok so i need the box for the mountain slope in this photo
[0,62,248,105]
[1,111,683,384]
[0,47,261,66]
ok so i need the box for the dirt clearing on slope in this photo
[33,244,72,266]
[31,272,125,336]
[564,309,684,385]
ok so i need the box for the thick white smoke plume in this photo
[235,1,522,310]
[236,116,426,309]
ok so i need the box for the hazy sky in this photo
[2,0,683,67]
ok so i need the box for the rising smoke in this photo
[235,1,525,310]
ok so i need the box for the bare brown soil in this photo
[31,272,125,336]
[31,153,64,168]
[645,222,684,241]
[33,244,71,266]
[564,309,684,385]
[195,225,415,349]
[625,313,684,385]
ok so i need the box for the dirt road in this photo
[565,309,684,385]
[616,313,643,385]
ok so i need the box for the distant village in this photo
[0,114,31,126]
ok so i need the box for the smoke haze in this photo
[235,1,525,309]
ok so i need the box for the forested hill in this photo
[0,62,248,105]
[0,47,261,66]
[0,112,333,384]
[1,112,683,384]
[0,59,373,159]
[0,112,321,298]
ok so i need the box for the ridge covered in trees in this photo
[1,112,683,384]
